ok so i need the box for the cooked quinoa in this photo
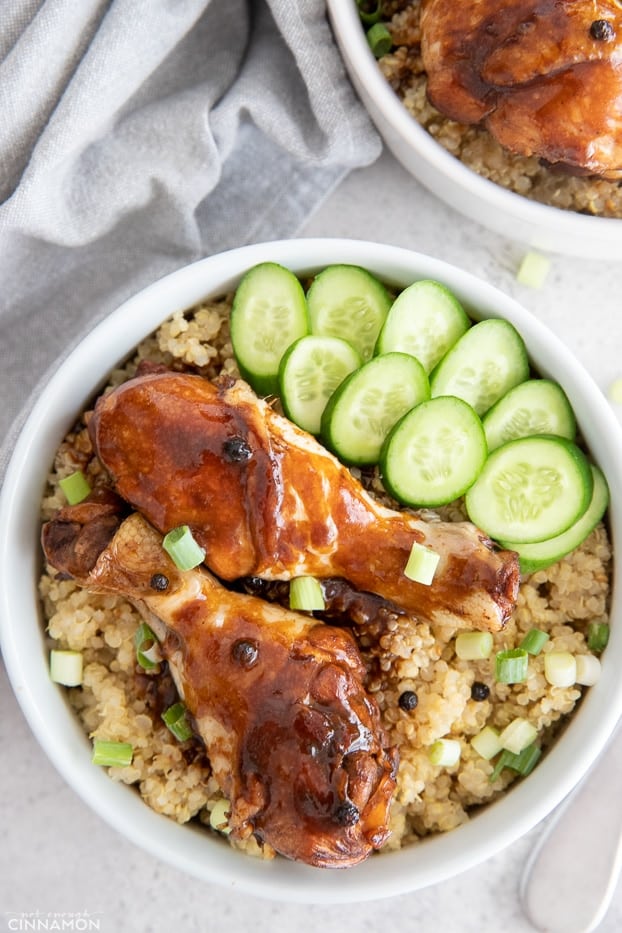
[378,0,622,218]
[39,295,612,859]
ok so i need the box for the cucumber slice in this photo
[430,319,529,415]
[499,464,609,574]
[380,396,487,507]
[465,435,593,544]
[375,279,471,373]
[230,262,309,395]
[321,352,430,465]
[483,379,576,451]
[278,335,362,435]
[307,264,392,362]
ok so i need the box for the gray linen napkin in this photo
[0,0,381,480]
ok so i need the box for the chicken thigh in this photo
[88,370,519,632]
[42,503,397,868]
[421,0,622,177]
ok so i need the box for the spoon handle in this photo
[520,733,622,933]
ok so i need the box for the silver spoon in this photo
[520,727,622,933]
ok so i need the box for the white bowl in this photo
[1,238,621,903]
[326,1,622,260]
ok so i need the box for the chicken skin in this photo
[421,0,622,177]
[42,504,397,868]
[88,370,520,632]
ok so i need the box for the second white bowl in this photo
[327,1,622,260]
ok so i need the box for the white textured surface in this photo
[2,148,622,933]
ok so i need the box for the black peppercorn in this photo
[222,435,253,462]
[590,19,615,41]
[334,802,360,826]
[150,573,169,591]
[231,639,259,668]
[398,690,419,711]
[471,681,491,702]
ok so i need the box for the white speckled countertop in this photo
[2,147,622,933]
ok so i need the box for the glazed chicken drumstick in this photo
[421,0,622,177]
[88,369,519,633]
[42,501,397,868]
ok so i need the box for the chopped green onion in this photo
[428,738,461,767]
[92,739,134,768]
[575,654,602,686]
[520,628,549,656]
[162,525,205,571]
[50,649,83,686]
[455,631,493,661]
[366,22,392,57]
[506,742,542,777]
[404,541,440,586]
[209,798,232,835]
[544,651,576,687]
[357,0,383,26]
[134,622,160,670]
[495,648,529,683]
[587,621,610,653]
[499,717,538,754]
[516,251,551,289]
[289,576,325,611]
[608,378,622,405]
[162,702,193,742]
[471,726,503,761]
[490,743,541,782]
[489,749,514,783]
[59,470,91,505]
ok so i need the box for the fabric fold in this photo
[0,0,381,480]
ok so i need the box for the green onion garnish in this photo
[520,628,550,656]
[516,251,551,289]
[544,651,576,687]
[587,621,610,653]
[92,739,134,768]
[428,738,461,767]
[455,631,493,661]
[134,622,160,670]
[499,717,538,754]
[366,22,392,58]
[49,649,83,686]
[490,743,541,782]
[289,576,326,611]
[471,726,503,761]
[404,542,440,586]
[489,749,514,783]
[209,798,232,835]
[357,0,383,26]
[59,470,91,505]
[507,743,542,776]
[162,702,193,742]
[575,654,602,686]
[162,525,205,571]
[495,648,529,683]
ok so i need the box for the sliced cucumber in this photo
[230,262,309,396]
[375,279,471,372]
[380,396,487,507]
[465,435,593,544]
[278,335,362,435]
[307,264,392,362]
[321,352,430,465]
[499,464,609,574]
[430,319,529,415]
[483,379,576,451]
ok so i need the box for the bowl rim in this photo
[326,0,622,240]
[1,237,622,903]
